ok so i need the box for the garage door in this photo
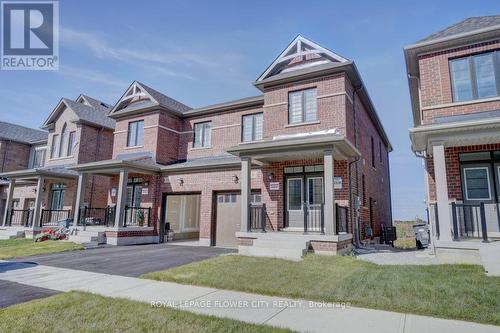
[166,194,201,238]
[215,193,241,248]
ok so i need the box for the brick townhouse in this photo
[405,16,500,263]
[2,36,392,259]
[1,95,115,239]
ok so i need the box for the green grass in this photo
[0,292,293,333]
[0,239,83,260]
[142,255,500,326]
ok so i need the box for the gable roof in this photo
[109,81,192,118]
[417,15,500,44]
[256,35,349,83]
[0,121,47,144]
[42,97,115,130]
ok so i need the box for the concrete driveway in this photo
[13,243,234,277]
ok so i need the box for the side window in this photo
[50,134,59,159]
[193,122,212,148]
[462,166,491,201]
[67,131,76,156]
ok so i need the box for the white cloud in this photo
[58,65,128,88]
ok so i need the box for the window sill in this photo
[284,120,320,128]
[239,140,264,145]
[422,96,500,111]
[48,156,74,162]
[190,146,212,151]
[124,145,144,150]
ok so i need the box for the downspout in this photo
[352,85,363,247]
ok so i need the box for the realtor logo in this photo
[1,1,59,70]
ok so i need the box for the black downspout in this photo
[386,149,393,226]
[352,85,363,247]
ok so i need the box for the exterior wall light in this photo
[232,175,239,184]
[177,178,184,186]
[268,172,274,181]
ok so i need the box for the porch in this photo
[227,131,358,259]
[68,157,161,245]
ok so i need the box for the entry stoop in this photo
[68,228,106,245]
[239,237,309,261]
[0,228,26,240]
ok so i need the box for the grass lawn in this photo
[0,239,83,260]
[0,291,293,333]
[142,254,500,326]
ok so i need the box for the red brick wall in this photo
[77,126,114,164]
[419,40,500,124]
[0,140,31,172]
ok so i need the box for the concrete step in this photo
[479,241,500,277]
[0,229,25,239]
[239,245,306,261]
[68,231,106,245]
[253,238,309,249]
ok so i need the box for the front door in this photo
[126,178,142,225]
[306,176,324,231]
[286,177,303,229]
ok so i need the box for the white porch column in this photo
[2,179,16,226]
[240,157,251,232]
[432,143,452,241]
[73,173,87,226]
[32,177,44,229]
[324,149,336,235]
[114,169,128,228]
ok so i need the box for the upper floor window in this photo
[31,147,46,168]
[59,124,67,158]
[242,113,263,142]
[127,120,144,147]
[450,51,500,102]
[67,131,76,156]
[193,121,212,148]
[288,88,317,124]
[50,134,59,159]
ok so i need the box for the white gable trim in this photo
[109,81,159,114]
[42,98,71,129]
[257,35,348,82]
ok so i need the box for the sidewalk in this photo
[0,260,498,333]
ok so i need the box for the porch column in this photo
[114,169,128,228]
[432,143,452,241]
[240,157,251,232]
[32,177,44,229]
[324,149,336,235]
[73,173,87,226]
[2,179,15,226]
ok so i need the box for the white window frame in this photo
[50,134,59,159]
[306,176,324,207]
[31,146,46,168]
[288,88,317,124]
[193,121,212,148]
[287,178,303,212]
[463,166,492,201]
[127,120,144,147]
[242,113,263,142]
[67,131,76,157]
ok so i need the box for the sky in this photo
[0,0,499,220]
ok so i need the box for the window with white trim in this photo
[242,113,263,142]
[50,134,59,159]
[463,167,491,200]
[31,147,46,168]
[67,131,76,156]
[288,88,317,124]
[450,51,500,102]
[127,120,144,147]
[193,122,211,148]
[59,123,67,158]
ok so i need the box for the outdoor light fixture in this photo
[143,181,149,186]
[232,175,239,184]
[268,172,274,181]
[177,178,184,186]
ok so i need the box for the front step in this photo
[0,228,26,240]
[239,245,307,261]
[68,228,106,245]
[479,241,500,276]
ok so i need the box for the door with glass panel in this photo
[126,178,142,225]
[306,177,324,231]
[286,178,303,229]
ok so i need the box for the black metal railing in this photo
[304,203,325,233]
[123,206,151,227]
[6,209,32,227]
[451,202,488,242]
[40,209,72,227]
[78,206,115,227]
[335,204,348,234]
[249,203,266,232]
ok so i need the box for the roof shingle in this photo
[0,121,47,144]
[418,15,500,43]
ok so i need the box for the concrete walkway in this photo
[0,261,498,333]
